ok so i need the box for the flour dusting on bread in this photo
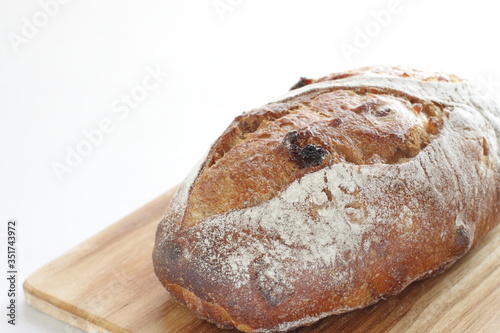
[153,66,500,332]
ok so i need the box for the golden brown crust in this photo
[184,87,444,226]
[315,65,463,84]
[290,65,463,92]
[153,66,500,332]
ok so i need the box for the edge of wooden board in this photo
[24,288,116,333]
[23,187,178,333]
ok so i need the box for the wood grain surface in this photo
[24,187,500,333]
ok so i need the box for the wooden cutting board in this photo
[24,186,500,333]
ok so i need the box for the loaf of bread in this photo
[153,66,500,332]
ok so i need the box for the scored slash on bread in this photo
[153,66,500,332]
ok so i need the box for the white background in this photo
[1,0,499,332]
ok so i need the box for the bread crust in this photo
[153,66,500,332]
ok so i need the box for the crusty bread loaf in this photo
[153,66,500,332]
